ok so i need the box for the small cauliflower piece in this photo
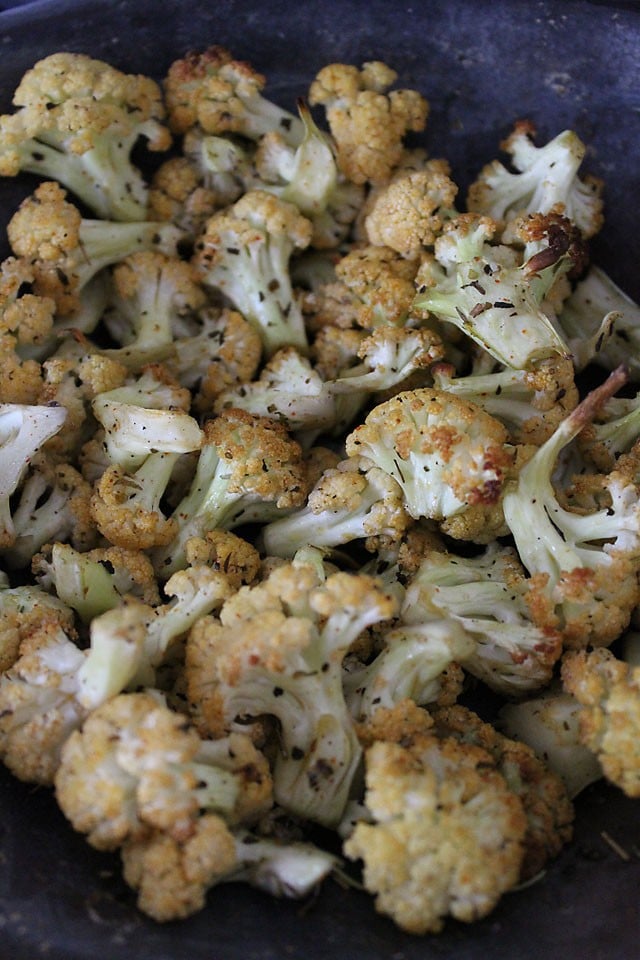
[364,158,458,258]
[312,244,420,331]
[152,409,308,577]
[101,251,207,370]
[431,354,579,447]
[345,387,514,543]
[33,542,160,623]
[261,454,412,558]
[401,541,563,696]
[562,648,640,797]
[0,578,74,673]
[183,530,262,591]
[121,814,239,922]
[308,61,428,186]
[413,212,572,370]
[343,728,527,934]
[0,401,67,548]
[0,619,87,784]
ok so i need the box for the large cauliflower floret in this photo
[343,722,527,934]
[185,561,399,826]
[363,158,459,258]
[55,690,272,852]
[345,387,514,543]
[562,648,640,797]
[308,61,428,186]
[164,45,304,144]
[0,52,171,221]
[431,705,574,880]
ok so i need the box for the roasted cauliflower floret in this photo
[343,725,527,934]
[562,648,640,797]
[308,61,428,186]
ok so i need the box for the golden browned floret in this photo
[121,814,238,922]
[0,585,74,674]
[0,335,44,404]
[431,704,574,880]
[0,619,85,784]
[54,691,273,850]
[164,46,302,143]
[305,245,420,332]
[7,182,183,316]
[345,388,514,543]
[343,727,527,934]
[308,62,428,186]
[310,325,368,377]
[562,648,640,797]
[148,156,220,237]
[183,530,262,591]
[12,52,170,150]
[90,463,179,551]
[363,158,458,258]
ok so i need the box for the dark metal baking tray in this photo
[0,1,638,957]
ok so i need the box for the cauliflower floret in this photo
[0,579,74,673]
[185,561,398,826]
[467,121,604,239]
[7,181,183,316]
[0,619,86,784]
[192,189,312,357]
[562,648,640,797]
[308,61,428,186]
[183,530,262,591]
[343,725,527,933]
[345,387,514,543]
[152,409,308,577]
[121,814,238,922]
[431,705,574,880]
[164,45,303,144]
[308,244,420,331]
[54,691,273,850]
[0,52,171,221]
[364,158,458,258]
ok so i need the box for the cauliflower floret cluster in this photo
[0,44,636,935]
